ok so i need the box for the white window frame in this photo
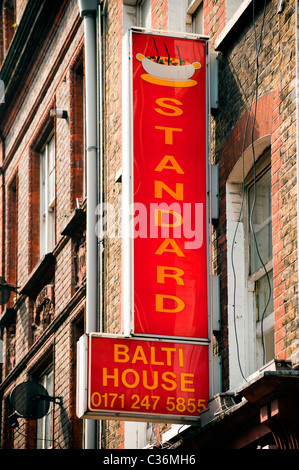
[123,0,151,31]
[40,134,55,257]
[186,0,204,34]
[137,0,151,28]
[246,165,274,368]
[124,421,154,449]
[226,141,273,389]
[37,368,54,449]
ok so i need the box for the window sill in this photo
[61,208,86,237]
[0,307,16,328]
[214,0,257,51]
[19,253,55,299]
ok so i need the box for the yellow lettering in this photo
[154,155,185,174]
[156,293,185,313]
[121,369,139,388]
[160,347,176,366]
[102,368,119,387]
[150,346,164,365]
[114,344,129,363]
[178,348,184,367]
[157,266,184,285]
[155,126,182,145]
[161,371,177,391]
[155,238,185,257]
[142,370,159,390]
[155,209,183,227]
[132,345,148,364]
[154,181,184,201]
[154,97,183,116]
[180,373,195,392]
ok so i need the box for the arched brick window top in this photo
[220,91,277,181]
[227,135,271,183]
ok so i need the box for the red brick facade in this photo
[0,0,299,451]
[0,0,86,449]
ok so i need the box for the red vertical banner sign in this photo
[132,31,209,339]
[76,32,211,424]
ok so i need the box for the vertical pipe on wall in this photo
[77,0,99,450]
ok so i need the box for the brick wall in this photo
[0,0,86,449]
[104,0,123,340]
[204,0,226,46]
[101,0,124,449]
[210,0,298,386]
[152,0,168,30]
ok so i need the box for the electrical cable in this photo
[231,98,253,383]
[249,0,270,365]
[231,0,267,381]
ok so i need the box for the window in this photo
[227,144,273,387]
[70,54,85,205]
[36,368,54,449]
[192,4,204,33]
[186,0,204,34]
[138,0,151,28]
[125,421,154,448]
[247,164,274,367]
[122,0,151,30]
[40,134,55,257]
[7,174,18,307]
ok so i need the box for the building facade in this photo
[0,0,299,450]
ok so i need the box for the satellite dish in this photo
[9,382,51,420]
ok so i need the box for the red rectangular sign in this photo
[132,31,208,339]
[87,335,209,422]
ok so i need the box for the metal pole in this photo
[77,0,99,450]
